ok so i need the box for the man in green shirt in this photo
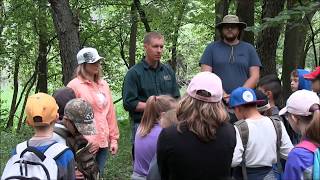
[122,32,180,158]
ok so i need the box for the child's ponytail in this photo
[305,104,320,144]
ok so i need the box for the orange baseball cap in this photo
[25,93,59,127]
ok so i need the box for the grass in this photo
[105,119,132,180]
[0,88,133,179]
[0,119,133,179]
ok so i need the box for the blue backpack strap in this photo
[314,149,320,180]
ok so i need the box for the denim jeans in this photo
[132,122,140,160]
[96,148,108,177]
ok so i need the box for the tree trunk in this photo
[170,1,187,72]
[281,0,312,101]
[36,0,49,92]
[16,74,37,131]
[133,0,151,32]
[236,0,254,44]
[298,11,316,67]
[49,0,80,85]
[128,2,137,68]
[0,0,4,35]
[256,0,285,76]
[214,0,229,40]
[6,56,19,129]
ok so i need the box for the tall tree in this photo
[170,1,187,72]
[6,55,20,129]
[215,0,229,40]
[128,2,138,68]
[134,0,151,32]
[256,0,285,76]
[49,0,80,85]
[236,0,254,44]
[282,0,317,100]
[35,0,50,93]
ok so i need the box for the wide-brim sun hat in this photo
[216,15,247,29]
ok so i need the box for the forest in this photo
[0,0,319,178]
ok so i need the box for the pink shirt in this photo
[67,77,119,148]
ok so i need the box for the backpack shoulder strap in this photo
[15,141,28,155]
[44,142,69,160]
[234,120,249,180]
[235,120,249,150]
[269,115,283,173]
[313,148,320,179]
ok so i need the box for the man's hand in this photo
[110,143,118,155]
[223,92,230,105]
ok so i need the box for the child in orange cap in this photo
[1,93,75,180]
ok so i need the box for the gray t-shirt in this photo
[200,40,261,94]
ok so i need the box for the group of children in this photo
[131,68,320,180]
[1,88,99,180]
[1,66,320,180]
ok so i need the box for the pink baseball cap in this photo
[187,72,223,103]
[279,90,320,116]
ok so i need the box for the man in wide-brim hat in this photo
[199,14,261,105]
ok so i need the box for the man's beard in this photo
[224,35,238,42]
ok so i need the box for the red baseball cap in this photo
[304,66,320,80]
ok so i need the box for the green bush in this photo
[0,126,33,172]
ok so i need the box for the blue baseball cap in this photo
[229,87,264,108]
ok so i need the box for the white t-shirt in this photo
[232,116,293,168]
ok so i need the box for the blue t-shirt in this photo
[283,147,314,180]
[200,40,261,94]
[11,139,75,180]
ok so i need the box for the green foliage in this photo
[246,1,320,35]
[0,125,33,172]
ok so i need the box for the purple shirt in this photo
[134,123,162,176]
[283,147,314,180]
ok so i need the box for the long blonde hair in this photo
[75,63,103,83]
[138,95,177,137]
[177,94,229,142]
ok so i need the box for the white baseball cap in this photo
[279,90,320,116]
[77,47,104,65]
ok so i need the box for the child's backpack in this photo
[296,140,320,180]
[234,115,282,180]
[1,141,69,180]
